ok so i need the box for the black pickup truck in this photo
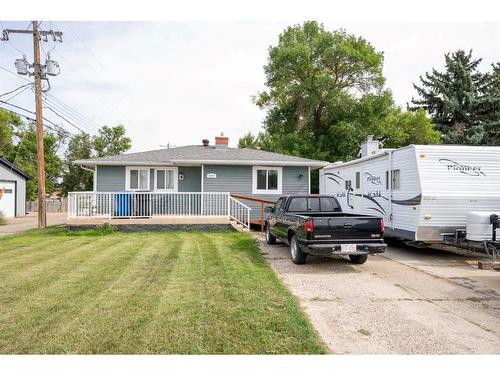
[265,195,386,265]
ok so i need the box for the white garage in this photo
[0,157,31,218]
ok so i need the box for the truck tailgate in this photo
[312,216,382,240]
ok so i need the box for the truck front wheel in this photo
[349,254,368,264]
[265,225,277,245]
[290,235,307,264]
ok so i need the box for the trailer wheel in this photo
[349,254,368,264]
[290,235,307,264]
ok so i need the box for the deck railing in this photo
[68,191,251,229]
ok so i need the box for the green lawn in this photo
[0,227,325,354]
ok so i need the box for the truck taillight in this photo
[380,219,384,233]
[304,219,314,233]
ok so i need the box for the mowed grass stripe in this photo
[0,229,326,354]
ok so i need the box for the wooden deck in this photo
[67,215,230,226]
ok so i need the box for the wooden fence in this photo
[26,198,68,213]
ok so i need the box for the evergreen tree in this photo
[411,50,492,144]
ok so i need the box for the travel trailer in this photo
[319,140,500,254]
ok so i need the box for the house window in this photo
[155,168,178,191]
[391,169,401,190]
[252,166,282,194]
[127,168,149,190]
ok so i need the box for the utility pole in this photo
[33,21,46,228]
[1,21,63,229]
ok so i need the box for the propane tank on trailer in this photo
[466,211,500,242]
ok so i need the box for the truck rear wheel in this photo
[265,225,277,245]
[290,235,307,264]
[349,254,368,264]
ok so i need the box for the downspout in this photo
[201,164,204,215]
[308,166,311,194]
[80,165,96,192]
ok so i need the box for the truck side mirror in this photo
[264,206,274,213]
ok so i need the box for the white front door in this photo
[0,181,16,218]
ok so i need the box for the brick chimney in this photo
[215,133,228,149]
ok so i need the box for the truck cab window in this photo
[288,197,307,212]
[320,197,339,212]
[308,198,320,211]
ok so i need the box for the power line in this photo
[0,83,32,97]
[44,92,101,131]
[0,104,73,139]
[0,65,32,82]
[42,97,100,134]
[42,104,93,135]
[0,100,74,138]
[1,65,101,134]
[65,23,133,102]
[1,85,31,103]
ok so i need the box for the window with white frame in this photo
[126,167,150,190]
[252,166,282,194]
[155,168,178,191]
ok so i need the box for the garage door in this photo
[0,181,16,218]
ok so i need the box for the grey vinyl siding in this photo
[94,164,309,220]
[203,165,309,220]
[96,165,126,192]
[0,165,27,217]
[178,166,201,192]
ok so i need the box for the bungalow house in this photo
[70,136,329,230]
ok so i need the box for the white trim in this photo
[252,166,282,195]
[201,164,204,192]
[308,166,311,194]
[74,159,329,168]
[125,166,151,191]
[154,167,178,191]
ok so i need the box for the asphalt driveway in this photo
[256,235,500,354]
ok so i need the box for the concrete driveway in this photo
[257,235,500,354]
[0,212,67,236]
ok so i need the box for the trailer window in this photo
[392,169,400,190]
[385,171,389,190]
[355,171,361,189]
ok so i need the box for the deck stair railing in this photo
[68,191,251,230]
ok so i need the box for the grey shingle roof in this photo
[74,145,329,167]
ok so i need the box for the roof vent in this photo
[202,139,209,147]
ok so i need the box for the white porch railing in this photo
[68,192,251,229]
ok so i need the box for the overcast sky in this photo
[1,20,499,152]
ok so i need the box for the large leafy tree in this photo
[61,133,94,195]
[240,21,440,189]
[93,125,131,157]
[411,49,499,144]
[61,125,131,194]
[6,120,64,200]
[0,108,21,156]
[252,21,388,163]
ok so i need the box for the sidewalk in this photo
[0,212,67,236]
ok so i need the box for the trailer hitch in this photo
[484,214,500,263]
